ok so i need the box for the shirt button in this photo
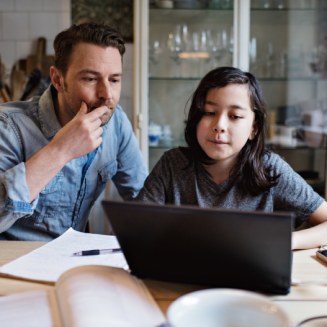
[107,174,111,178]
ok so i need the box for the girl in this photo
[136,67,327,250]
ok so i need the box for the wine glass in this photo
[148,40,162,77]
[264,42,275,78]
[211,29,229,66]
[249,37,258,75]
[182,24,190,50]
[211,30,223,65]
[168,25,183,77]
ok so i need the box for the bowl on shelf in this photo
[167,289,289,327]
[297,126,327,148]
[174,0,204,9]
[148,122,162,147]
[157,0,174,8]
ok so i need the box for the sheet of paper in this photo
[56,265,166,327]
[0,290,62,327]
[0,228,128,282]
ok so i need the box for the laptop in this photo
[102,200,293,294]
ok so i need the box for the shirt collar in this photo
[38,84,62,139]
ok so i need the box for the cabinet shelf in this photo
[250,8,327,11]
[149,7,327,11]
[149,140,187,150]
[149,8,233,24]
[149,77,201,81]
[149,77,327,82]
[258,77,327,82]
[250,9,323,25]
[268,144,327,150]
[150,142,327,151]
[149,7,232,11]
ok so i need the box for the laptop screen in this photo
[102,200,293,294]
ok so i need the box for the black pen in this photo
[73,248,121,256]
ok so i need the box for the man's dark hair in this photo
[53,22,125,76]
[183,66,280,195]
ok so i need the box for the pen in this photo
[73,248,121,256]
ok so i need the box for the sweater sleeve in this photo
[270,154,325,227]
[111,109,148,201]
[134,151,172,205]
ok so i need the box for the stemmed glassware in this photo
[263,42,274,78]
[165,25,234,78]
[168,25,183,77]
[210,27,233,66]
[229,26,234,58]
[185,29,211,77]
[148,40,162,77]
[211,30,224,65]
[249,37,258,75]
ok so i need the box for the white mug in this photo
[275,125,297,147]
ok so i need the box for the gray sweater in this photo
[135,148,324,228]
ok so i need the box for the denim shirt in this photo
[0,85,148,241]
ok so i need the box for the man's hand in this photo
[50,101,108,162]
[25,102,109,202]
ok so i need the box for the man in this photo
[0,23,147,240]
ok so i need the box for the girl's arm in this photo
[292,201,327,250]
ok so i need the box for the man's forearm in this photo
[292,221,327,250]
[25,142,68,202]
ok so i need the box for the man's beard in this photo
[89,101,116,127]
[61,91,116,127]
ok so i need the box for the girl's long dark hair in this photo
[183,66,280,195]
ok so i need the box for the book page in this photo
[0,290,62,327]
[0,228,128,282]
[56,265,166,327]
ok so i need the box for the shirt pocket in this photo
[38,171,64,205]
[30,171,64,221]
[93,160,117,202]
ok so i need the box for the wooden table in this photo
[1,242,327,326]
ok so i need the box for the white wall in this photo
[0,0,71,76]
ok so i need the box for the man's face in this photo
[58,42,122,126]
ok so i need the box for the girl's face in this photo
[196,84,257,166]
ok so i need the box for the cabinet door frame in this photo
[234,0,250,71]
[134,0,149,167]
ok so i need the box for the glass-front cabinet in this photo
[133,0,327,197]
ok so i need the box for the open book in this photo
[0,265,166,327]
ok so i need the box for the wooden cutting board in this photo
[0,61,10,103]
[26,37,54,77]
[11,70,26,101]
